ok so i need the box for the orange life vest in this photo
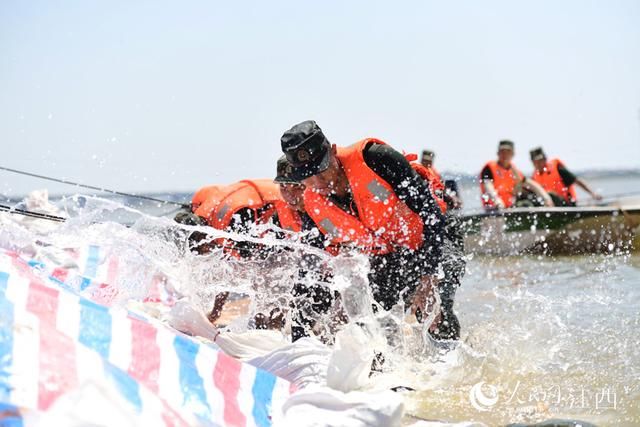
[273,200,302,232]
[304,139,425,255]
[192,179,293,230]
[480,161,524,208]
[432,167,442,182]
[531,158,577,203]
[192,185,224,212]
[191,180,301,258]
[404,153,447,214]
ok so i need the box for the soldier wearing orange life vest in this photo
[417,149,466,340]
[275,155,345,341]
[420,149,463,211]
[177,179,300,258]
[529,147,602,206]
[274,155,326,237]
[280,120,457,340]
[420,150,440,179]
[192,179,288,231]
[480,140,553,210]
[177,178,307,328]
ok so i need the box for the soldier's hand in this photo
[410,275,439,321]
[208,291,230,324]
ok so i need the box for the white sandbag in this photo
[274,387,404,427]
[326,324,374,392]
[216,325,374,392]
[18,190,65,234]
[216,329,291,359]
[165,298,220,342]
[23,189,60,216]
[247,337,332,389]
[217,327,373,391]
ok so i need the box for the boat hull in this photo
[460,203,640,256]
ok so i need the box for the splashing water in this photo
[2,193,639,426]
[403,254,640,426]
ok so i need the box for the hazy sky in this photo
[2,1,639,197]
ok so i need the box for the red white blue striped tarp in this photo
[0,247,293,426]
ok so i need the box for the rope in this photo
[0,204,66,222]
[0,165,190,208]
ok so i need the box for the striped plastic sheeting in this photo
[0,248,293,426]
[42,244,171,307]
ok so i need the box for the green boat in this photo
[460,197,640,255]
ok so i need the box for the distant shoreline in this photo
[2,168,639,202]
[442,167,640,182]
